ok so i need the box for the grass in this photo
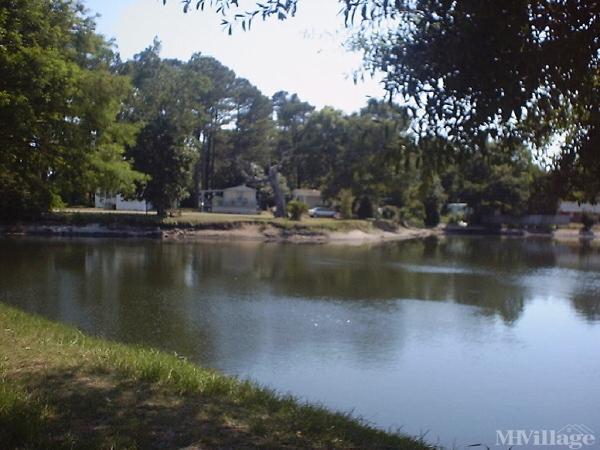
[0,303,432,449]
[13,208,381,234]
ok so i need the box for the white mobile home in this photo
[292,189,322,208]
[209,185,258,215]
[558,201,600,221]
[95,193,151,212]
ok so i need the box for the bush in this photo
[398,202,425,228]
[444,213,464,225]
[422,177,446,227]
[339,189,354,220]
[423,198,441,227]
[287,200,308,221]
[380,205,401,222]
[581,213,597,232]
[356,196,374,219]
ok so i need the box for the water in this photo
[1,236,599,448]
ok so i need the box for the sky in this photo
[83,0,387,113]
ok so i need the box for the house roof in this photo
[293,189,321,196]
[224,184,256,192]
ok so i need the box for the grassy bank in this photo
[0,303,431,449]
[2,208,378,235]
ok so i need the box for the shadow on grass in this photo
[0,303,431,449]
[6,364,430,449]
[7,367,263,449]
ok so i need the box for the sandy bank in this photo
[162,224,440,243]
[0,221,440,244]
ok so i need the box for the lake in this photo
[1,236,599,448]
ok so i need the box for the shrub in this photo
[380,205,401,222]
[444,213,464,225]
[422,177,446,227]
[287,200,308,221]
[581,212,597,232]
[398,202,425,228]
[356,196,374,219]
[339,189,354,220]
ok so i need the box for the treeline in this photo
[0,0,557,223]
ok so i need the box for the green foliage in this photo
[2,1,563,227]
[0,379,46,447]
[287,200,308,221]
[380,205,400,222]
[131,116,196,217]
[356,196,374,219]
[124,42,200,216]
[352,0,600,201]
[527,168,560,215]
[0,0,143,217]
[398,200,425,228]
[181,0,600,204]
[0,172,54,219]
[440,143,534,224]
[258,172,291,210]
[581,213,597,232]
[184,54,275,194]
[421,176,446,227]
[339,189,354,220]
[0,302,429,449]
[444,214,464,226]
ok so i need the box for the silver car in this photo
[308,206,338,218]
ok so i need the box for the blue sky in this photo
[83,0,386,113]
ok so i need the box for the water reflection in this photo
[2,237,600,342]
[1,236,599,447]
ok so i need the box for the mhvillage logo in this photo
[496,424,596,449]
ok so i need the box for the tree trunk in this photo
[156,205,167,219]
[193,133,205,209]
[193,160,202,209]
[269,165,287,218]
[202,132,211,191]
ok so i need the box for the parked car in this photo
[308,206,338,218]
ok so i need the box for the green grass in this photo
[0,303,432,449]
[24,208,381,234]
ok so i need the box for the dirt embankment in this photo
[0,221,440,243]
[4,220,597,243]
[163,223,440,243]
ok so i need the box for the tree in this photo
[421,176,446,227]
[171,0,600,201]
[185,54,237,196]
[339,189,354,219]
[182,55,275,209]
[321,99,417,209]
[353,1,600,201]
[287,199,308,221]
[272,91,314,189]
[0,0,143,217]
[356,196,374,219]
[445,144,534,223]
[294,107,349,190]
[212,78,275,188]
[269,91,315,216]
[124,42,197,217]
[130,116,195,217]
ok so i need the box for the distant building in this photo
[95,193,151,212]
[558,201,600,221]
[292,189,322,208]
[210,185,258,215]
[446,203,469,216]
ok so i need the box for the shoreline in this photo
[0,303,430,449]
[0,221,442,244]
[0,218,595,244]
[444,224,598,242]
